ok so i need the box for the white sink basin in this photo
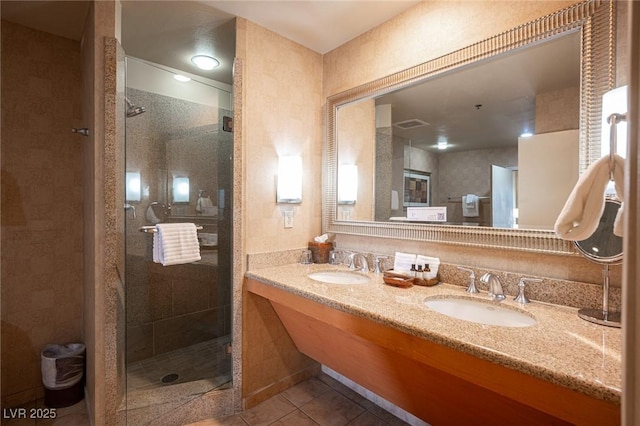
[424,297,536,327]
[308,270,370,285]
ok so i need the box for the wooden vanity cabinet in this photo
[246,278,619,426]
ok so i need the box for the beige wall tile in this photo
[1,20,83,406]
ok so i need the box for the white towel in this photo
[153,223,201,266]
[416,255,440,280]
[462,194,479,217]
[554,154,625,241]
[393,252,417,275]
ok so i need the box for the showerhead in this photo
[127,106,146,117]
[125,97,146,118]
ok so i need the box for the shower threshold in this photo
[126,335,232,397]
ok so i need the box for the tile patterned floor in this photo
[2,373,409,425]
[126,336,232,392]
[187,373,410,426]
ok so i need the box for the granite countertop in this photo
[246,263,622,404]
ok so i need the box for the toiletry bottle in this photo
[410,264,417,277]
[417,265,424,280]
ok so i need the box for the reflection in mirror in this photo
[573,199,623,263]
[337,32,582,229]
[574,198,623,328]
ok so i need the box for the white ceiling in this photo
[201,0,421,54]
[2,1,419,84]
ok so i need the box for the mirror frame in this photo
[324,0,615,255]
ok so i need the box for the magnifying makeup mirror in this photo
[574,198,623,328]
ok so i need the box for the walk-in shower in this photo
[123,56,233,421]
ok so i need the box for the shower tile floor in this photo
[127,335,232,392]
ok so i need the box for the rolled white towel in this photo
[554,154,624,241]
[153,223,201,266]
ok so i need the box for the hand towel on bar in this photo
[462,194,479,217]
[416,255,440,280]
[153,223,201,266]
[554,154,625,241]
[393,252,417,275]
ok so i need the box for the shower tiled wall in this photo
[1,21,84,407]
[126,255,230,363]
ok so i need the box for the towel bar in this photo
[447,196,489,202]
[139,225,203,234]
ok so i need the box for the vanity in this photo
[246,264,621,425]
[240,1,625,423]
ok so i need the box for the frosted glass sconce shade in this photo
[338,164,358,204]
[601,85,627,158]
[277,155,302,203]
[173,176,190,203]
[126,172,141,202]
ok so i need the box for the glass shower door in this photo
[123,57,233,412]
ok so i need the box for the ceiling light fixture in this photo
[520,132,533,138]
[191,55,220,71]
[437,136,449,150]
[174,74,191,82]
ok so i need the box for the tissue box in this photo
[407,206,447,222]
[308,241,334,264]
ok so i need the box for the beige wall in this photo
[323,1,577,98]
[237,19,323,255]
[1,21,83,407]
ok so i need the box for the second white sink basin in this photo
[308,270,370,285]
[424,297,536,327]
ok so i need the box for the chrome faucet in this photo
[480,273,505,301]
[457,267,478,294]
[348,252,370,273]
[514,277,542,304]
[373,255,388,274]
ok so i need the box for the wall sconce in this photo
[172,176,190,203]
[601,85,628,158]
[125,171,141,202]
[277,155,302,203]
[338,164,358,204]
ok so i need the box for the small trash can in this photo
[41,343,85,408]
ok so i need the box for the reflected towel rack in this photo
[607,112,626,180]
[447,196,489,202]
[139,225,203,234]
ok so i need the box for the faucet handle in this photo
[346,252,357,270]
[457,267,478,294]
[373,256,388,274]
[514,277,542,304]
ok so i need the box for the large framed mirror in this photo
[324,0,616,255]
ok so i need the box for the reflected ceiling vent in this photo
[392,119,429,130]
